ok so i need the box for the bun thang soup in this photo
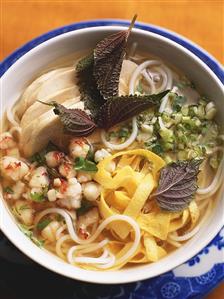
[1,29,223,270]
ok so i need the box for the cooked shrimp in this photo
[69,138,90,159]
[0,156,29,181]
[0,132,16,150]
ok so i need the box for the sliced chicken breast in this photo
[20,97,83,157]
[20,85,80,128]
[16,67,76,119]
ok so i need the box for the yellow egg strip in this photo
[137,212,171,240]
[168,209,189,232]
[114,173,155,239]
[143,234,167,262]
[94,149,165,187]
[188,200,200,229]
[94,149,171,267]
[113,191,131,211]
[129,244,149,263]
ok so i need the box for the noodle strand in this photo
[36,209,141,267]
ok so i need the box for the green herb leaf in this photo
[118,128,129,138]
[86,148,95,162]
[76,53,94,73]
[76,15,137,117]
[94,15,137,100]
[30,186,48,202]
[30,151,46,165]
[19,205,30,211]
[172,95,186,112]
[11,206,21,217]
[30,142,59,165]
[30,192,45,202]
[153,159,203,212]
[97,91,169,129]
[151,143,164,155]
[43,101,97,137]
[3,186,14,194]
[19,224,45,247]
[37,219,52,230]
[76,199,94,216]
[76,54,104,119]
[74,157,98,172]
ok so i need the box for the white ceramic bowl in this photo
[0,26,224,284]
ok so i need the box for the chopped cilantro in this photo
[108,131,117,139]
[19,224,45,247]
[172,95,186,112]
[77,199,94,216]
[37,219,52,230]
[118,128,129,138]
[29,142,59,165]
[30,192,45,202]
[151,143,164,155]
[30,186,48,202]
[74,157,98,172]
[29,142,62,179]
[19,205,30,211]
[11,206,21,217]
[29,151,46,165]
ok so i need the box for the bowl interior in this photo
[0,26,224,284]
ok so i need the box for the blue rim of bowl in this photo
[0,19,224,82]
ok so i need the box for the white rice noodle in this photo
[147,66,168,93]
[128,60,173,113]
[129,60,160,94]
[158,65,173,113]
[72,249,113,265]
[35,208,87,244]
[141,70,156,94]
[169,200,213,242]
[65,209,76,220]
[170,85,179,95]
[35,208,141,268]
[55,234,71,259]
[100,59,173,151]
[67,239,115,267]
[101,60,172,150]
[56,224,67,240]
[70,239,109,255]
[158,116,166,130]
[101,59,173,151]
[96,251,116,269]
[197,149,224,198]
[101,117,138,151]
